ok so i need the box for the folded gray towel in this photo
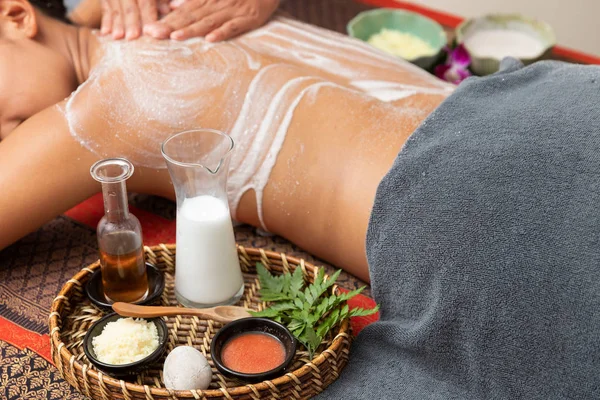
[318,59,600,399]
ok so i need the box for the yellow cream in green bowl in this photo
[347,9,447,70]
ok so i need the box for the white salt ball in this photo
[163,346,212,390]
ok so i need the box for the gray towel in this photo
[318,59,600,399]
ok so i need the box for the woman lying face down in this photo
[0,0,452,281]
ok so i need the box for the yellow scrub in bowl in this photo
[348,9,447,70]
[367,28,438,60]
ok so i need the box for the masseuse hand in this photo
[100,0,171,39]
[143,0,280,42]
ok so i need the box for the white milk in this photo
[465,29,545,59]
[175,195,244,306]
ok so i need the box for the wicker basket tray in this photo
[49,244,351,399]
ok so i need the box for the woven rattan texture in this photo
[49,245,351,399]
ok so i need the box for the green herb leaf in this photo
[250,308,281,318]
[349,305,380,317]
[257,263,283,296]
[253,262,379,358]
[290,266,305,294]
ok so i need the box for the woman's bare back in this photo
[64,17,451,220]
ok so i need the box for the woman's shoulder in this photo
[63,35,250,169]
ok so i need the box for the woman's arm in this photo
[0,100,179,251]
[0,104,100,250]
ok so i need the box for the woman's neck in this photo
[36,11,97,86]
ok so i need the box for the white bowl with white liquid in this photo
[456,14,556,76]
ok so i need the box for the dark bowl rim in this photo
[82,312,168,370]
[84,262,165,310]
[210,317,297,380]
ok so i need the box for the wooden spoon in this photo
[112,302,251,323]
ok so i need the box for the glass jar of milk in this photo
[162,129,244,308]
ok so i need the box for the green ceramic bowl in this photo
[347,8,447,70]
[456,14,556,76]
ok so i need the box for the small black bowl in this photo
[211,317,297,382]
[85,263,165,310]
[83,312,168,377]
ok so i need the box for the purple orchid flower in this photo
[434,44,472,84]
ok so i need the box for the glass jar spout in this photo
[162,129,244,308]
[161,129,235,206]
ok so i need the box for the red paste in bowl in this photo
[221,332,286,374]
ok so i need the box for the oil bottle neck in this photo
[101,180,129,222]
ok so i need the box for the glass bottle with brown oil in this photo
[90,158,148,303]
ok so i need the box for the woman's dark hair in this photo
[29,0,66,21]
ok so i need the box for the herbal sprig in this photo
[250,263,379,358]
